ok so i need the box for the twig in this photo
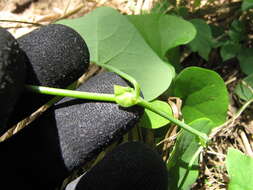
[206,150,226,158]
[239,130,253,157]
[0,19,43,26]
[210,98,253,138]
[161,97,182,161]
[156,133,178,146]
[63,0,73,15]
[225,77,237,85]
[53,3,85,22]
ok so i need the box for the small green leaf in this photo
[173,66,229,126]
[230,20,245,32]
[58,7,174,101]
[127,14,196,59]
[139,100,173,129]
[151,0,171,14]
[226,148,253,190]
[242,0,253,11]
[210,24,226,48]
[210,24,225,39]
[177,7,189,18]
[228,20,246,42]
[220,42,241,61]
[114,85,138,107]
[188,19,213,61]
[167,47,182,72]
[234,73,253,101]
[193,0,201,7]
[237,48,253,75]
[168,118,214,190]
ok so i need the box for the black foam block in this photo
[65,142,169,190]
[0,72,143,189]
[0,27,26,133]
[7,24,90,128]
[52,72,144,171]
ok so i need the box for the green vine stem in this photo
[26,85,208,143]
[26,85,116,102]
[26,63,208,144]
[137,99,208,142]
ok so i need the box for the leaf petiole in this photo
[26,86,208,144]
[26,85,116,102]
[137,98,209,143]
[26,63,208,144]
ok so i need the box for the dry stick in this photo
[156,133,178,147]
[63,0,73,15]
[209,98,253,139]
[0,64,101,142]
[162,126,176,161]
[239,130,253,157]
[157,97,182,146]
[0,19,43,26]
[161,97,182,161]
[142,0,153,12]
[225,77,237,85]
[206,150,226,158]
[53,3,85,22]
[37,1,85,23]
[135,0,144,14]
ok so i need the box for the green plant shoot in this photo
[26,65,208,144]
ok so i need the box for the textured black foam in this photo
[7,24,89,128]
[65,142,169,190]
[18,24,89,87]
[0,72,143,189]
[52,72,144,171]
[0,27,26,133]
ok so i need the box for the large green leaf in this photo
[139,100,173,129]
[242,0,253,11]
[58,7,174,101]
[127,14,196,59]
[226,148,253,190]
[188,19,213,61]
[234,73,253,101]
[167,118,214,190]
[173,66,229,125]
[238,48,253,76]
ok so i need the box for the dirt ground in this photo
[1,0,253,189]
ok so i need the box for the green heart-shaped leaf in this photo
[58,7,174,101]
[127,14,196,59]
[173,66,229,126]
[188,19,214,61]
[226,148,253,190]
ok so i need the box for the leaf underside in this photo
[58,7,175,101]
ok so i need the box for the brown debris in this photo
[11,0,39,14]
